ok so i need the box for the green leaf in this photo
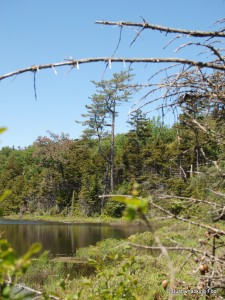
[0,127,7,134]
[124,207,137,220]
[59,278,66,291]
[112,195,148,221]
[87,258,97,266]
[22,242,42,260]
[112,196,148,211]
[0,190,11,202]
[2,285,10,296]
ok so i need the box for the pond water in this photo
[0,218,149,256]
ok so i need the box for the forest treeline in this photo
[0,111,222,218]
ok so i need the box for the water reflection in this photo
[0,219,148,256]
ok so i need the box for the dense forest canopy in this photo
[0,107,223,219]
[0,116,174,215]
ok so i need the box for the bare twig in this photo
[130,27,145,47]
[112,26,123,57]
[33,70,38,101]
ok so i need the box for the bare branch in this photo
[112,26,123,57]
[151,201,225,236]
[1,57,225,82]
[206,189,225,198]
[174,42,225,63]
[182,110,225,145]
[95,20,225,38]
[130,27,145,47]
[5,281,60,300]
[158,194,223,208]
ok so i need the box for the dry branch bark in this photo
[95,20,225,38]
[1,57,225,82]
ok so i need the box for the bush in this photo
[102,199,125,218]
[76,238,129,261]
[169,199,184,216]
[128,231,154,246]
[49,205,60,216]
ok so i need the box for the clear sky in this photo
[0,0,224,148]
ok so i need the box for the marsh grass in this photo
[19,220,225,299]
[21,251,64,289]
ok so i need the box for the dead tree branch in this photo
[159,194,223,208]
[1,57,225,82]
[151,201,225,236]
[95,20,225,38]
[5,280,60,300]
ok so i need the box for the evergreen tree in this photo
[79,71,137,193]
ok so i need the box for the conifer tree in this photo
[79,71,137,193]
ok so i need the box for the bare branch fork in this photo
[95,20,225,38]
[1,57,225,82]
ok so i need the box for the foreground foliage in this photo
[18,223,224,300]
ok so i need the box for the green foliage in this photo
[79,71,138,193]
[1,94,225,221]
[22,251,64,290]
[112,193,148,220]
[166,178,187,196]
[76,238,128,261]
[185,173,207,198]
[85,254,139,300]
[67,231,168,300]
[0,120,222,220]
[102,199,125,218]
[79,175,102,216]
[127,231,154,246]
[0,190,11,202]
[0,239,41,299]
[169,199,184,216]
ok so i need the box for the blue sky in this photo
[0,0,224,148]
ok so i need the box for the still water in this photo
[0,218,148,256]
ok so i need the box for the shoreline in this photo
[3,214,147,226]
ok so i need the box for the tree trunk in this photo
[110,100,115,193]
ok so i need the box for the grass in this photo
[18,219,225,299]
[5,213,146,225]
